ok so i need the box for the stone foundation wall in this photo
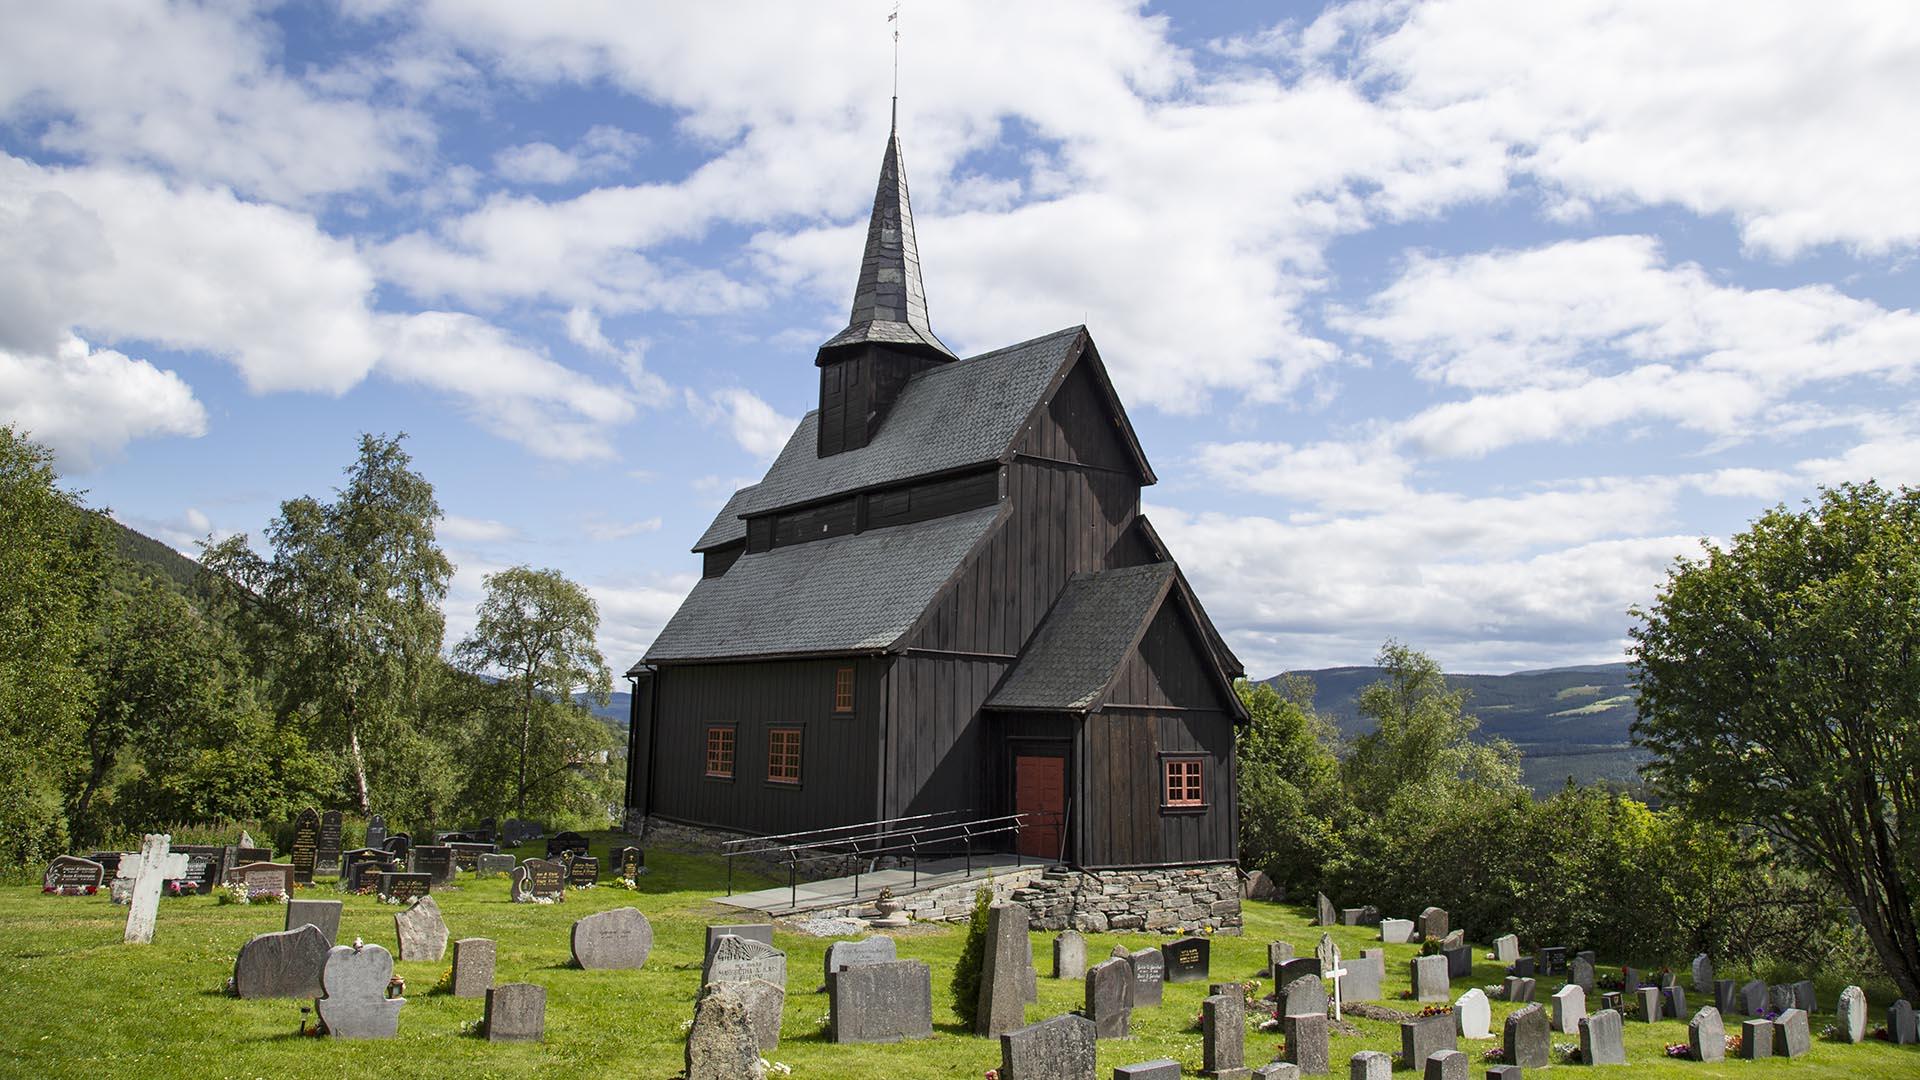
[1011,864,1244,934]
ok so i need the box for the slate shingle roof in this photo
[646,505,1004,663]
[820,116,954,358]
[985,562,1176,711]
[693,483,757,552]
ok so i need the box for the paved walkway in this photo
[715,852,1045,914]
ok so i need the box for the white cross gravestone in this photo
[1325,943,1348,1022]
[123,833,189,944]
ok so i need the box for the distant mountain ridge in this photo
[1266,661,1645,792]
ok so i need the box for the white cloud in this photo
[440,515,521,544]
[688,388,796,459]
[0,335,204,469]
[583,517,663,542]
[563,306,669,401]
[494,126,647,186]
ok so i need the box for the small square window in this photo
[1163,758,1204,808]
[768,727,803,784]
[834,666,855,713]
[705,727,735,779]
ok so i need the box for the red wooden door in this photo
[1014,755,1065,861]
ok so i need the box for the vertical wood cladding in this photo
[1079,708,1236,867]
[1110,603,1234,713]
[647,658,883,835]
[817,346,948,456]
[701,542,745,578]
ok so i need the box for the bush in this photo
[948,884,993,1026]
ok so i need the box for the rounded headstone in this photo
[1836,985,1867,1044]
[315,943,404,1039]
[1687,1005,1726,1062]
[1454,987,1491,1039]
[232,922,330,999]
[571,906,653,970]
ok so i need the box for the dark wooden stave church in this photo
[625,117,1247,874]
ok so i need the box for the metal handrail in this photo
[719,809,966,855]
[722,808,1058,906]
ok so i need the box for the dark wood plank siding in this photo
[882,655,1008,820]
[764,496,858,550]
[702,541,745,578]
[647,658,883,834]
[866,468,998,530]
[1109,603,1233,712]
[1079,708,1235,867]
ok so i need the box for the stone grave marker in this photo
[1769,983,1795,1013]
[1379,918,1414,944]
[228,860,295,899]
[1442,944,1472,979]
[378,871,431,903]
[315,942,404,1039]
[1569,954,1595,992]
[1127,947,1166,1008]
[1492,934,1519,965]
[1887,999,1916,1044]
[1315,892,1336,925]
[1791,979,1816,1011]
[511,858,565,902]
[1440,929,1464,951]
[316,810,343,874]
[1551,982,1586,1034]
[1417,907,1448,942]
[571,906,652,969]
[1772,1007,1810,1058]
[1282,1010,1328,1075]
[1314,931,1336,972]
[824,936,896,982]
[1349,1050,1391,1080]
[686,984,762,1079]
[43,855,106,894]
[705,934,786,990]
[383,833,412,861]
[1636,985,1661,1022]
[449,842,496,872]
[1662,984,1687,1021]
[1000,1013,1095,1080]
[485,982,544,1043]
[1023,934,1039,1003]
[453,937,494,998]
[1267,941,1294,979]
[1402,1012,1456,1072]
[1164,936,1209,984]
[1053,930,1086,980]
[1535,945,1567,975]
[1688,1005,1725,1062]
[86,851,125,879]
[1503,1002,1549,1069]
[1116,1060,1181,1080]
[828,958,932,1043]
[1276,956,1321,987]
[1578,1007,1625,1066]
[706,923,775,953]
[1341,908,1366,926]
[712,978,783,1050]
[1482,1068,1520,1080]
[1691,953,1714,992]
[1348,950,1385,1002]
[291,808,320,884]
[615,845,644,879]
[1252,1064,1300,1079]
[1622,966,1641,996]
[1739,1017,1773,1059]
[394,894,448,962]
[1504,975,1535,1003]
[1506,955,1535,979]
[286,897,343,946]
[171,844,225,894]
[1422,1049,1467,1080]
[1411,954,1449,1002]
[232,922,329,999]
[122,833,189,944]
[976,903,1031,1036]
[1454,987,1491,1039]
[1601,991,1621,1012]
[1203,990,1246,1078]
[364,814,386,849]
[476,852,515,877]
[339,848,391,891]
[566,854,599,887]
[1738,978,1766,1014]
[411,844,455,885]
[1243,869,1275,900]
[545,830,590,859]
[1280,974,1327,1020]
[1086,957,1133,1038]
[1836,985,1867,1043]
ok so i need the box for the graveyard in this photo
[5,830,1914,1078]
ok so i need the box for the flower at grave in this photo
[219,882,249,905]
[1480,1046,1505,1063]
[1664,1042,1690,1059]
[84,884,96,895]
[983,1070,998,1080]
[680,1018,695,1033]
[765,1062,792,1077]
[42,885,53,893]
[354,936,364,949]
[1555,1042,1582,1063]
[433,967,454,993]
[1398,989,1414,999]
[1727,1033,1743,1054]
[1820,1023,1838,1039]
[1872,1025,1890,1041]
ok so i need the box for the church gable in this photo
[1105,591,1239,715]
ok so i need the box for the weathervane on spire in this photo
[888,2,901,109]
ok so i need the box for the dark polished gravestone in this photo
[449,842,498,872]
[1502,1002,1550,1070]
[828,958,934,1044]
[85,851,125,879]
[1086,957,1133,1038]
[43,855,107,893]
[485,982,545,1043]
[1275,956,1321,987]
[545,831,591,859]
[1579,1007,1626,1066]
[382,833,413,861]
[1442,944,1473,979]
[232,922,330,999]
[170,845,226,894]
[340,848,395,891]
[1535,946,1568,975]
[410,844,456,886]
[571,906,653,970]
[999,1013,1096,1080]
[511,859,567,902]
[476,853,515,878]
[377,871,431,903]
[615,845,644,879]
[567,854,600,887]
[316,810,343,874]
[1163,936,1210,984]
[291,808,321,884]
[364,814,387,850]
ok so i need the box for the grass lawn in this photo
[2,834,1914,1078]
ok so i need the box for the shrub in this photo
[948,883,993,1026]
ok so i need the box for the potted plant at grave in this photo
[873,886,901,917]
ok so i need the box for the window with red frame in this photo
[704,727,735,778]
[767,727,803,784]
[834,666,855,713]
[1163,758,1204,808]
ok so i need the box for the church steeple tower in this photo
[815,109,955,457]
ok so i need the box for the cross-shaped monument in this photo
[1326,943,1348,1022]
[121,833,189,945]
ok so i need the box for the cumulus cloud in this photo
[494,126,648,186]
[440,515,522,545]
[687,388,796,459]
[0,336,205,469]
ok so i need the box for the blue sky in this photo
[4,2,1917,677]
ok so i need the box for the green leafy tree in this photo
[1632,481,1920,999]
[1341,640,1523,814]
[454,566,613,816]
[1235,676,1343,893]
[201,433,453,813]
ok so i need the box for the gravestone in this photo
[1315,893,1336,925]
[615,846,644,879]
[1276,957,1321,986]
[823,936,896,981]
[340,848,391,890]
[1253,1065,1301,1080]
[316,810,343,874]
[286,898,343,946]
[229,860,295,899]
[86,851,125,878]
[453,937,495,998]
[1341,909,1366,926]
[1483,1069,1521,1080]
[1691,953,1714,992]
[1054,930,1087,980]
[1127,947,1166,1008]
[1769,984,1795,1012]
[828,958,933,1043]
[1421,1049,1466,1080]
[1569,954,1595,992]
[712,978,784,1051]
[1507,955,1536,979]
[232,922,329,999]
[1268,941,1294,978]
[1411,954,1450,1002]
[485,982,545,1043]
[706,923,775,953]
[705,934,787,990]
[1772,1007,1810,1058]
[1203,991,1247,1079]
[411,844,455,885]
[1738,978,1767,1014]
[566,854,599,887]
[1342,950,1384,1002]
[171,844,225,894]
[1116,1060,1181,1080]
[1417,907,1448,942]
[1688,1005,1725,1062]
[1379,918,1414,944]
[1000,1013,1096,1080]
[686,984,763,1080]
[394,895,449,962]
[545,831,590,859]
[1454,987,1491,1039]
[1503,1003,1549,1069]
[1442,945,1472,979]
[1621,966,1640,996]
[1551,983,1586,1035]
[1023,934,1039,1004]
[122,834,189,944]
[44,855,107,893]
[1535,946,1567,975]
[511,858,565,902]
[1505,976,1536,1004]
[1281,974,1328,1019]
[1739,1018,1774,1059]
[1282,1010,1328,1075]
[449,842,496,872]
[1315,932,1337,973]
[315,942,404,1039]
[1165,936,1210,984]
[1492,934,1519,965]
[1662,984,1687,1022]
[1243,870,1275,900]
[977,903,1031,1036]
[1713,978,1736,1013]
[1887,999,1916,1044]
[1578,1007,1625,1066]
[1836,985,1867,1043]
[1086,957,1133,1038]
[476,853,515,877]
[378,871,431,902]
[383,833,412,861]
[291,809,320,884]
[1402,1012,1456,1072]
[1348,1051,1391,1080]
[365,814,386,849]
[1791,979,1816,1012]
[571,906,652,970]
[1601,991,1621,1011]
[1636,985,1661,1022]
